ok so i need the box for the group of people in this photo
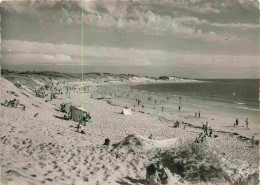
[195,122,213,143]
[234,118,249,128]
[3,98,20,107]
[83,112,91,125]
[34,88,47,98]
[3,98,26,110]
[77,112,91,127]
[136,98,142,106]
[76,113,91,133]
[195,132,207,143]
[202,122,213,137]
[194,111,201,118]
[173,121,180,128]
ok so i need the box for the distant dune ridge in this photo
[1,69,196,85]
[0,70,259,185]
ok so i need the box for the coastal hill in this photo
[2,70,193,90]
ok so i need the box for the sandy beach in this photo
[1,0,259,184]
[97,82,259,138]
[1,73,259,185]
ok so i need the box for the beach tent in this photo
[71,106,88,122]
[122,108,132,115]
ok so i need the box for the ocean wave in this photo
[233,102,246,105]
[235,106,260,112]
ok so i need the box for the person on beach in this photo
[205,122,209,135]
[198,111,201,118]
[250,136,255,147]
[195,133,206,143]
[76,121,81,132]
[142,104,144,108]
[156,161,168,184]
[195,136,199,143]
[146,164,161,184]
[174,121,180,128]
[208,128,213,137]
[245,118,249,128]
[178,106,181,111]
[4,100,8,106]
[82,113,86,126]
[235,118,239,127]
[103,138,110,146]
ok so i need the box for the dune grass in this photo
[160,140,231,183]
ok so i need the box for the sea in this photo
[133,79,259,110]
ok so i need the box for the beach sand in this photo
[0,76,259,185]
[96,83,259,138]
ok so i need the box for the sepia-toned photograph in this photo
[0,0,259,184]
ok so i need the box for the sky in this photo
[1,0,259,78]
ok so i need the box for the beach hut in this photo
[71,106,88,122]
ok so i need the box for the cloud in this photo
[2,40,81,56]
[80,9,196,35]
[1,40,152,66]
[174,16,259,30]
[1,0,258,78]
[189,3,220,14]
[1,0,259,55]
[1,0,258,40]
[2,40,258,68]
[93,57,152,66]
[2,53,75,65]
[209,22,260,29]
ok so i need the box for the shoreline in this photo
[95,81,259,139]
[106,97,258,143]
[97,79,259,110]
